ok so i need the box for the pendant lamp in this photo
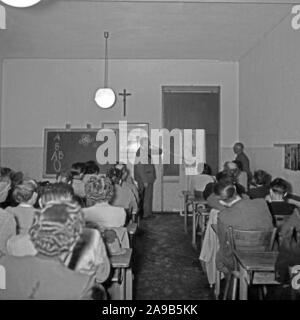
[95,31,116,109]
[0,0,41,7]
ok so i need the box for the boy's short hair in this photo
[202,163,212,175]
[214,180,236,201]
[71,162,86,176]
[0,167,13,178]
[270,178,290,196]
[40,182,74,207]
[85,161,99,174]
[216,170,232,183]
[254,170,270,186]
[13,180,37,203]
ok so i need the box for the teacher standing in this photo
[134,137,157,219]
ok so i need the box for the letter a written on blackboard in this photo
[54,134,61,141]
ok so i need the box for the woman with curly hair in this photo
[0,202,105,299]
[83,175,126,229]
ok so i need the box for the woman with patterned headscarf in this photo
[0,202,104,299]
[83,175,126,229]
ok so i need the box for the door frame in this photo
[160,85,221,212]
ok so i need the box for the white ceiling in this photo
[0,1,292,60]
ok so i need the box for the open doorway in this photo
[161,86,220,212]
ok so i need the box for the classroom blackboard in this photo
[43,129,118,177]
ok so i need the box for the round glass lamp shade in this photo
[1,0,41,7]
[94,88,116,109]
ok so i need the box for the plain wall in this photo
[1,58,239,210]
[239,14,300,194]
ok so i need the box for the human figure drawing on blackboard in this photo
[134,137,162,219]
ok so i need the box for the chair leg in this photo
[231,277,238,300]
[258,285,267,300]
[223,274,232,300]
[258,286,264,300]
[214,271,221,300]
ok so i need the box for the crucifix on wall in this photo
[119,89,131,117]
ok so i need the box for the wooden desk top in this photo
[234,251,278,272]
[110,248,132,268]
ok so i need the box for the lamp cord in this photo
[104,31,109,88]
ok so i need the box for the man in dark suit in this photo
[134,137,158,219]
[233,142,252,186]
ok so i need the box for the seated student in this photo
[39,182,76,208]
[232,160,248,192]
[70,162,86,199]
[83,160,100,185]
[189,163,215,199]
[7,182,75,257]
[0,176,17,254]
[275,207,300,285]
[205,170,248,211]
[4,171,25,208]
[216,181,273,274]
[6,180,38,234]
[0,202,105,300]
[83,175,126,229]
[107,164,138,216]
[266,178,296,217]
[247,170,270,199]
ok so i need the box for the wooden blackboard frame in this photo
[43,128,118,178]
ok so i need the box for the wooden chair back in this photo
[228,227,277,252]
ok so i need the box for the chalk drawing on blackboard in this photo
[79,134,94,147]
[50,139,64,173]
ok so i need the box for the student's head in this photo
[107,163,127,185]
[70,162,86,178]
[85,161,99,175]
[253,170,270,186]
[233,142,244,155]
[56,171,72,185]
[202,163,212,175]
[13,180,38,205]
[39,183,74,208]
[85,175,114,205]
[269,178,290,200]
[10,171,24,187]
[29,202,84,261]
[0,167,13,179]
[224,161,239,181]
[214,181,238,205]
[216,170,232,184]
[197,162,211,175]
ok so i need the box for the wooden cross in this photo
[119,89,131,117]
